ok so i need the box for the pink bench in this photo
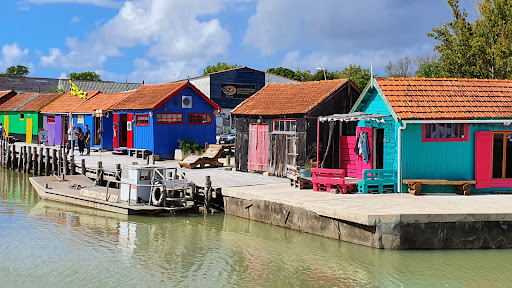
[311,168,347,193]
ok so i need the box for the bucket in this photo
[300,168,312,178]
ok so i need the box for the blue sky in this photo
[1,0,477,84]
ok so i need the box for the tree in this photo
[428,0,512,79]
[385,57,414,77]
[48,87,64,93]
[415,55,443,78]
[334,65,371,90]
[0,65,30,77]
[266,67,302,81]
[68,71,101,81]
[202,63,240,75]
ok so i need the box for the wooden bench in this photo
[358,169,398,194]
[311,168,347,193]
[402,179,476,196]
[286,165,312,190]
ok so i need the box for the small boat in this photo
[29,165,196,215]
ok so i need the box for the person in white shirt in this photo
[66,125,77,154]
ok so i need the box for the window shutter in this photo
[475,131,492,189]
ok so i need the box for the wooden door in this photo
[248,124,269,171]
[26,118,33,143]
[356,126,373,178]
[113,113,119,148]
[3,115,8,137]
[339,136,358,177]
[127,113,134,148]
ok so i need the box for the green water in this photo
[1,168,512,287]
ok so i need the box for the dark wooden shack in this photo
[231,79,361,176]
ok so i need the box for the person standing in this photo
[77,127,85,156]
[66,125,77,154]
[0,123,4,141]
[85,125,91,156]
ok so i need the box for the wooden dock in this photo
[223,183,512,249]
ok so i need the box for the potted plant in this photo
[175,138,203,160]
[300,162,314,178]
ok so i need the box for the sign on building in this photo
[221,83,256,99]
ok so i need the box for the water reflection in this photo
[2,168,512,287]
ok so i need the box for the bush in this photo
[178,138,203,154]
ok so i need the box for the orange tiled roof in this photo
[16,93,61,112]
[111,81,188,110]
[71,91,134,113]
[231,79,349,115]
[40,91,101,113]
[0,92,37,111]
[375,77,512,119]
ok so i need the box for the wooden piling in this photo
[39,147,44,176]
[205,175,212,212]
[63,152,69,175]
[52,149,57,174]
[6,144,11,169]
[57,149,62,176]
[226,155,231,165]
[26,147,32,174]
[11,144,17,170]
[97,161,103,185]
[45,148,50,176]
[81,159,86,175]
[70,155,76,175]
[33,147,38,176]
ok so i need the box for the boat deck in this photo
[30,175,166,215]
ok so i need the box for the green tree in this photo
[68,71,101,81]
[385,57,414,77]
[266,67,302,81]
[202,62,240,75]
[428,0,512,79]
[0,65,30,77]
[336,64,371,90]
[415,55,443,78]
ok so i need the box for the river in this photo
[1,168,512,287]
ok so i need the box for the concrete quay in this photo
[223,183,512,249]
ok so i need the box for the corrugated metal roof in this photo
[59,79,142,94]
[231,79,349,116]
[376,77,512,119]
[0,77,59,93]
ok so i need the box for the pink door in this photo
[339,136,358,177]
[248,124,269,171]
[356,126,373,178]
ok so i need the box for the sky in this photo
[1,0,478,84]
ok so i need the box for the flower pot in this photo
[174,149,191,161]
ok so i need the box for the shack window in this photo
[136,114,149,126]
[77,115,84,124]
[188,113,212,124]
[423,123,468,142]
[492,132,512,179]
[157,113,183,124]
[273,119,296,133]
[47,115,55,124]
[20,113,25,120]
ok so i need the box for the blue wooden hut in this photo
[110,81,221,159]
[343,77,512,194]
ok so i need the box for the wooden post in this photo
[205,175,212,212]
[226,155,231,165]
[45,148,51,176]
[38,147,44,176]
[33,147,38,176]
[81,159,86,175]
[116,163,122,188]
[205,142,209,150]
[70,155,76,175]
[11,144,17,170]
[52,149,57,174]
[97,161,103,184]
[63,152,69,175]
[26,147,32,174]
[57,149,62,176]
[6,144,11,169]
[18,146,24,172]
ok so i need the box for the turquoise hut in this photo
[337,77,512,194]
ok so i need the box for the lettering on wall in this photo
[221,83,256,99]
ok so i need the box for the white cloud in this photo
[71,16,81,23]
[127,58,203,84]
[21,0,123,8]
[40,0,232,82]
[0,43,33,72]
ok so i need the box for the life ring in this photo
[151,186,166,207]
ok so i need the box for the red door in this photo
[248,124,269,171]
[113,113,119,148]
[356,126,373,178]
[127,113,134,149]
